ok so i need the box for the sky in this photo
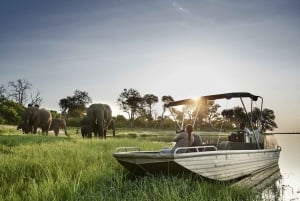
[0,0,300,132]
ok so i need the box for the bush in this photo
[0,100,25,125]
[66,117,81,127]
[115,115,129,128]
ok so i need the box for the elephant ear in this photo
[31,107,39,120]
[24,107,34,120]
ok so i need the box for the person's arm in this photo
[244,127,251,134]
[173,132,184,142]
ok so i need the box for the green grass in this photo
[0,125,262,201]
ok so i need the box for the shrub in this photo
[0,100,25,125]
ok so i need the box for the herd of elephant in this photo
[17,103,115,139]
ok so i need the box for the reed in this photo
[0,126,261,201]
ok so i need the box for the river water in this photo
[263,134,300,200]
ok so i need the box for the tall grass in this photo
[0,126,261,201]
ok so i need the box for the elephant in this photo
[86,103,113,139]
[22,106,52,135]
[81,125,92,138]
[17,123,26,134]
[108,119,116,137]
[49,118,68,136]
[80,116,93,138]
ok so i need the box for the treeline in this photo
[0,79,278,131]
[0,79,42,125]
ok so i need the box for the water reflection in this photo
[253,134,300,201]
[262,175,300,201]
[234,164,299,201]
[232,165,281,196]
[276,134,300,201]
[261,177,283,201]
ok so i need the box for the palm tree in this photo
[261,108,278,132]
[143,94,158,121]
[161,95,174,119]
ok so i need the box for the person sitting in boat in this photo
[192,134,202,146]
[239,122,251,143]
[171,124,195,153]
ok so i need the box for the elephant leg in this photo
[42,126,49,136]
[64,127,68,136]
[81,128,85,138]
[104,129,107,139]
[30,125,34,134]
[33,126,38,134]
[88,126,92,138]
[96,128,100,138]
[91,123,97,138]
[99,124,104,139]
[54,128,59,136]
[93,127,98,138]
[95,123,102,138]
[113,130,115,137]
[65,130,68,136]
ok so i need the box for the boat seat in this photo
[228,132,244,142]
[218,141,260,150]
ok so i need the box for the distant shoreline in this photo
[267,132,300,135]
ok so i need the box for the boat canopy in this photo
[164,92,261,107]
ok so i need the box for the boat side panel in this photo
[116,160,192,175]
[175,150,280,181]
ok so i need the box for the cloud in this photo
[172,1,189,13]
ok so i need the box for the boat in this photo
[113,92,281,181]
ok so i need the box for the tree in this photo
[153,95,174,128]
[161,95,174,119]
[0,100,25,124]
[117,88,143,127]
[222,106,277,132]
[221,106,247,128]
[194,99,213,129]
[30,89,43,106]
[115,115,129,128]
[143,94,158,121]
[248,107,261,129]
[221,109,234,123]
[0,84,6,102]
[8,79,32,105]
[233,106,247,125]
[206,103,221,129]
[59,97,71,116]
[261,108,277,132]
[59,90,92,117]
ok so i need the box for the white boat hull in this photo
[113,147,281,181]
[174,149,280,181]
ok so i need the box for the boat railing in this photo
[114,147,140,153]
[174,145,217,154]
